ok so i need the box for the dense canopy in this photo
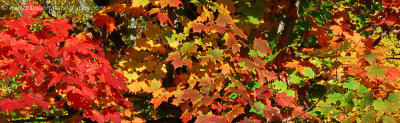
[0,0,400,122]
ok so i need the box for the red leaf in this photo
[157,12,174,26]
[104,110,122,123]
[84,110,105,123]
[207,115,227,123]
[263,106,281,120]
[21,93,50,110]
[0,98,26,112]
[256,85,273,100]
[160,0,183,8]
[180,110,191,123]
[104,71,129,91]
[191,22,207,33]
[48,72,66,88]
[93,13,117,32]
[275,92,296,107]
[386,66,400,81]
[21,0,43,17]
[43,18,73,37]
[6,20,29,37]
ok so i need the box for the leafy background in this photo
[0,0,400,122]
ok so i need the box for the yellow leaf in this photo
[131,0,150,8]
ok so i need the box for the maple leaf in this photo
[191,22,207,33]
[180,110,191,123]
[104,109,122,123]
[254,38,272,56]
[166,52,184,69]
[93,13,117,32]
[227,105,244,122]
[264,106,281,120]
[44,18,73,37]
[231,24,248,39]
[216,14,233,27]
[224,33,237,47]
[256,85,273,100]
[84,110,105,123]
[6,20,30,37]
[48,72,66,88]
[21,93,50,110]
[365,65,386,80]
[207,115,228,122]
[159,0,183,8]
[21,0,43,18]
[206,48,224,61]
[0,98,26,112]
[221,63,232,75]
[131,0,150,8]
[180,42,198,54]
[181,89,202,104]
[104,71,129,91]
[386,66,400,82]
[275,92,296,107]
[302,67,315,78]
[157,12,174,26]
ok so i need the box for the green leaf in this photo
[229,93,240,100]
[250,102,265,115]
[359,91,373,109]
[289,74,304,87]
[361,112,376,123]
[337,56,357,62]
[246,81,261,90]
[206,48,224,61]
[326,93,343,104]
[285,90,296,98]
[388,92,400,103]
[383,116,396,123]
[180,42,195,54]
[339,41,351,51]
[365,65,386,79]
[373,100,395,113]
[343,92,355,109]
[176,33,186,41]
[302,67,315,78]
[166,33,177,44]
[357,85,368,93]
[343,79,359,90]
[363,53,382,64]
[272,80,287,90]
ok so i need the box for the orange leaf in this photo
[166,52,184,69]
[227,105,244,122]
[160,0,182,8]
[254,38,272,56]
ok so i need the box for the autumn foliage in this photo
[1,0,400,122]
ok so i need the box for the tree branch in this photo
[278,0,300,49]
